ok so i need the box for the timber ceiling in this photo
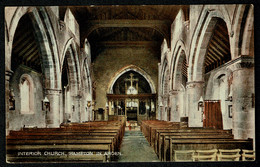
[61,5,189,61]
[11,14,42,73]
[205,19,231,73]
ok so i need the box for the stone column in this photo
[186,81,204,127]
[5,69,13,135]
[45,89,61,127]
[169,90,179,122]
[73,95,82,122]
[157,95,163,120]
[162,95,169,121]
[85,101,91,122]
[90,101,95,121]
[228,57,254,140]
[104,101,109,121]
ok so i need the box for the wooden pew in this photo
[7,121,125,162]
[242,149,255,161]
[160,133,234,161]
[141,120,253,162]
[170,139,253,161]
[154,129,232,155]
[141,120,180,143]
[11,129,122,148]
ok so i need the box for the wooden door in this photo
[203,100,223,129]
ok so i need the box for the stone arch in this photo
[107,65,156,94]
[83,38,91,59]
[7,7,60,89]
[241,5,254,56]
[232,5,253,58]
[170,40,187,90]
[161,39,170,62]
[189,8,231,82]
[5,19,9,44]
[61,38,81,96]
[83,57,92,99]
[160,58,170,121]
[160,58,170,96]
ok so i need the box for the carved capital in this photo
[186,81,204,89]
[45,88,62,95]
[228,56,254,72]
[162,94,169,99]
[169,89,179,95]
[5,70,14,82]
[74,95,82,100]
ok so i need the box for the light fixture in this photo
[87,101,91,107]
[72,103,75,112]
[228,91,232,102]
[198,96,204,122]
[92,101,96,107]
[106,102,109,108]
[9,89,15,110]
[159,101,163,107]
[198,96,204,110]
[42,96,50,111]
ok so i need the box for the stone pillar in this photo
[85,101,91,121]
[45,89,61,127]
[157,95,163,120]
[69,95,80,122]
[104,101,109,121]
[162,95,169,121]
[90,101,95,121]
[5,69,13,135]
[169,90,179,122]
[77,95,82,122]
[186,81,204,127]
[228,57,254,140]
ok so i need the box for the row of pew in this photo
[7,121,125,163]
[175,149,255,161]
[141,120,254,162]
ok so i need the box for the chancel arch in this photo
[107,65,156,94]
[107,66,156,125]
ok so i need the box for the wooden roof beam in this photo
[81,19,170,45]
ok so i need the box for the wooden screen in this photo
[203,100,223,129]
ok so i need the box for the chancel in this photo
[5,5,255,163]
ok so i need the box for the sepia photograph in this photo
[4,4,256,164]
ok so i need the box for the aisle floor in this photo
[117,127,160,162]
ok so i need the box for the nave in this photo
[6,120,255,162]
[4,5,255,163]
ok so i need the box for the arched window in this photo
[20,74,34,114]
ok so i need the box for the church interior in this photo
[4,5,255,162]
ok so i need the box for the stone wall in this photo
[93,47,159,109]
[9,65,45,130]
[158,5,255,142]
